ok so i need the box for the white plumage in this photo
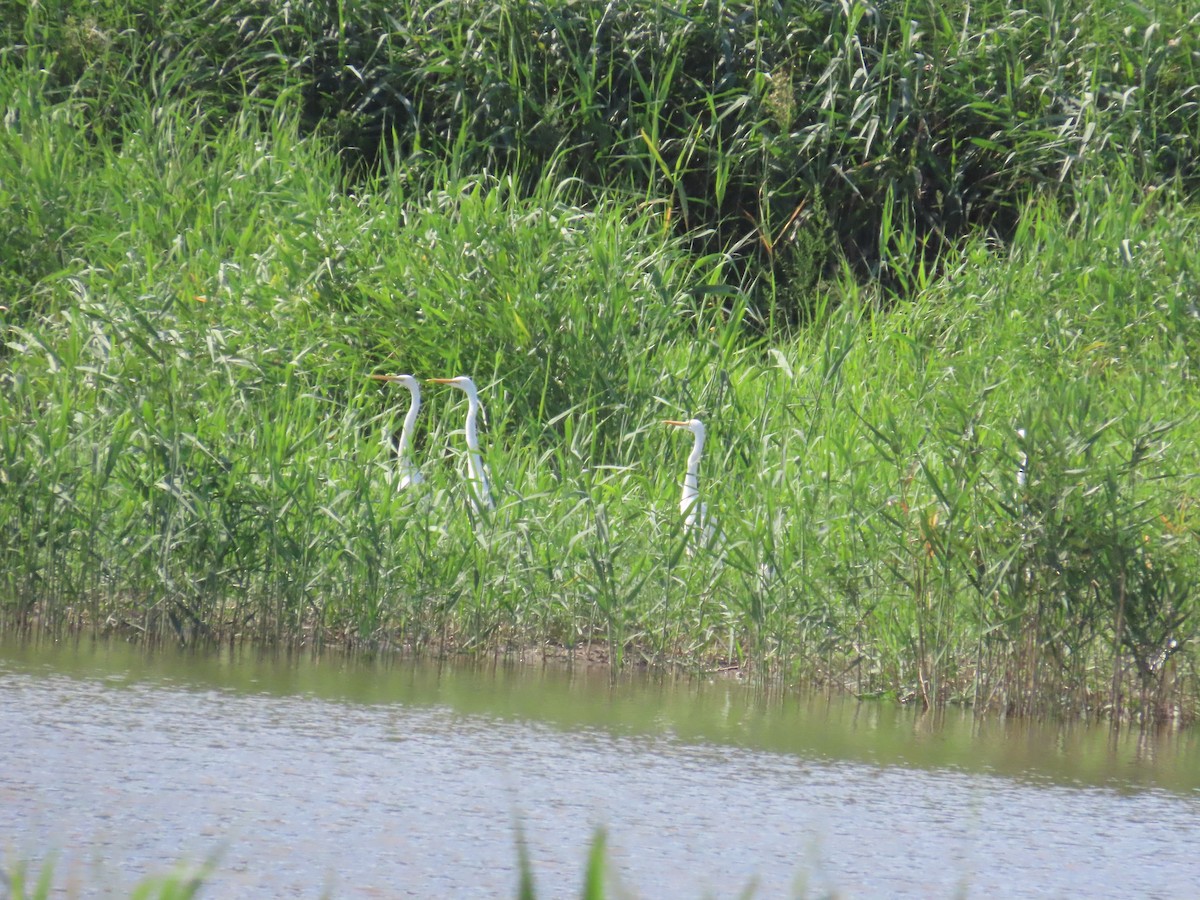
[428,376,495,512]
[368,373,424,489]
[665,418,722,553]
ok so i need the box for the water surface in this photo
[2,638,1198,897]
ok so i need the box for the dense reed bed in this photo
[2,0,1198,721]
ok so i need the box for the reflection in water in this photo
[1,639,1198,897]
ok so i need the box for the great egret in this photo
[1016,427,1029,489]
[665,418,721,553]
[428,376,495,512]
[368,373,423,488]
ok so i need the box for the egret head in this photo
[428,376,479,400]
[369,373,420,393]
[664,418,706,440]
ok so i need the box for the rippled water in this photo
[2,638,1198,897]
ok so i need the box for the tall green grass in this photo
[6,0,1197,320]
[2,1,1198,722]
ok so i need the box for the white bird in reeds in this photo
[428,375,495,512]
[368,373,423,489]
[1016,427,1029,489]
[665,418,723,554]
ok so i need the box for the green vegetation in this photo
[2,0,1198,722]
[1,856,207,900]
[4,828,767,899]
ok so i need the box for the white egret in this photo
[1016,427,1029,489]
[428,376,495,512]
[665,418,722,553]
[368,373,423,488]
